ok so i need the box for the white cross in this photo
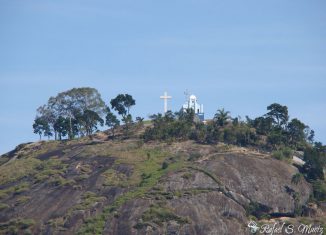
[160,91,172,114]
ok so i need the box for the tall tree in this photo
[266,103,289,128]
[110,94,136,138]
[36,87,106,139]
[80,110,104,136]
[53,116,69,140]
[33,117,52,140]
[287,118,307,147]
[110,94,136,118]
[251,116,273,135]
[36,105,57,139]
[105,110,120,138]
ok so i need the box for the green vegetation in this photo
[291,173,303,185]
[144,103,316,152]
[0,182,31,200]
[0,158,41,185]
[33,88,139,140]
[34,158,69,184]
[301,144,326,202]
[78,147,184,235]
[102,169,128,187]
[13,182,30,195]
[0,203,9,210]
[48,176,75,187]
[74,191,106,210]
[0,218,35,234]
[272,147,293,160]
[105,110,120,138]
[15,196,31,205]
[312,181,326,202]
[245,201,271,219]
[3,88,325,233]
[135,203,189,229]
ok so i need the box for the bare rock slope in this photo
[0,137,313,235]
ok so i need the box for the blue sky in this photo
[0,0,325,154]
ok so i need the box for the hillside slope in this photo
[0,133,321,235]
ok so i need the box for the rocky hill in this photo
[0,131,324,235]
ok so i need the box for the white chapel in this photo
[182,94,204,121]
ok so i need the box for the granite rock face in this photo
[103,153,311,235]
[0,140,313,235]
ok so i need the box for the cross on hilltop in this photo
[160,91,172,114]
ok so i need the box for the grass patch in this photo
[187,151,202,161]
[15,196,31,205]
[147,188,212,201]
[0,203,9,210]
[34,158,68,184]
[0,158,42,185]
[181,172,193,180]
[0,187,15,199]
[102,169,128,187]
[48,175,75,187]
[13,182,30,195]
[135,204,189,229]
[74,191,106,210]
[0,218,35,234]
[0,182,30,200]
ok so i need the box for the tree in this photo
[303,146,326,181]
[33,117,52,140]
[53,116,69,140]
[266,103,289,128]
[287,118,307,148]
[105,110,120,138]
[110,94,136,118]
[36,105,57,139]
[252,116,273,135]
[36,87,106,140]
[109,94,136,138]
[214,108,231,127]
[307,129,315,144]
[135,116,144,129]
[124,94,136,115]
[80,110,104,136]
[192,122,207,143]
[267,128,286,149]
[177,108,195,125]
[122,114,133,138]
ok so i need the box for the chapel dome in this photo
[189,95,197,101]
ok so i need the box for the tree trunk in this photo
[69,116,73,139]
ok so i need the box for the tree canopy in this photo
[33,88,136,140]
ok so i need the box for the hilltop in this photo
[1,87,326,234]
[0,127,325,235]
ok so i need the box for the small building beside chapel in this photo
[182,94,204,121]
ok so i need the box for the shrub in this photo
[245,201,271,219]
[141,204,189,226]
[161,161,169,170]
[312,181,326,202]
[272,147,293,160]
[187,152,201,161]
[291,173,303,185]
